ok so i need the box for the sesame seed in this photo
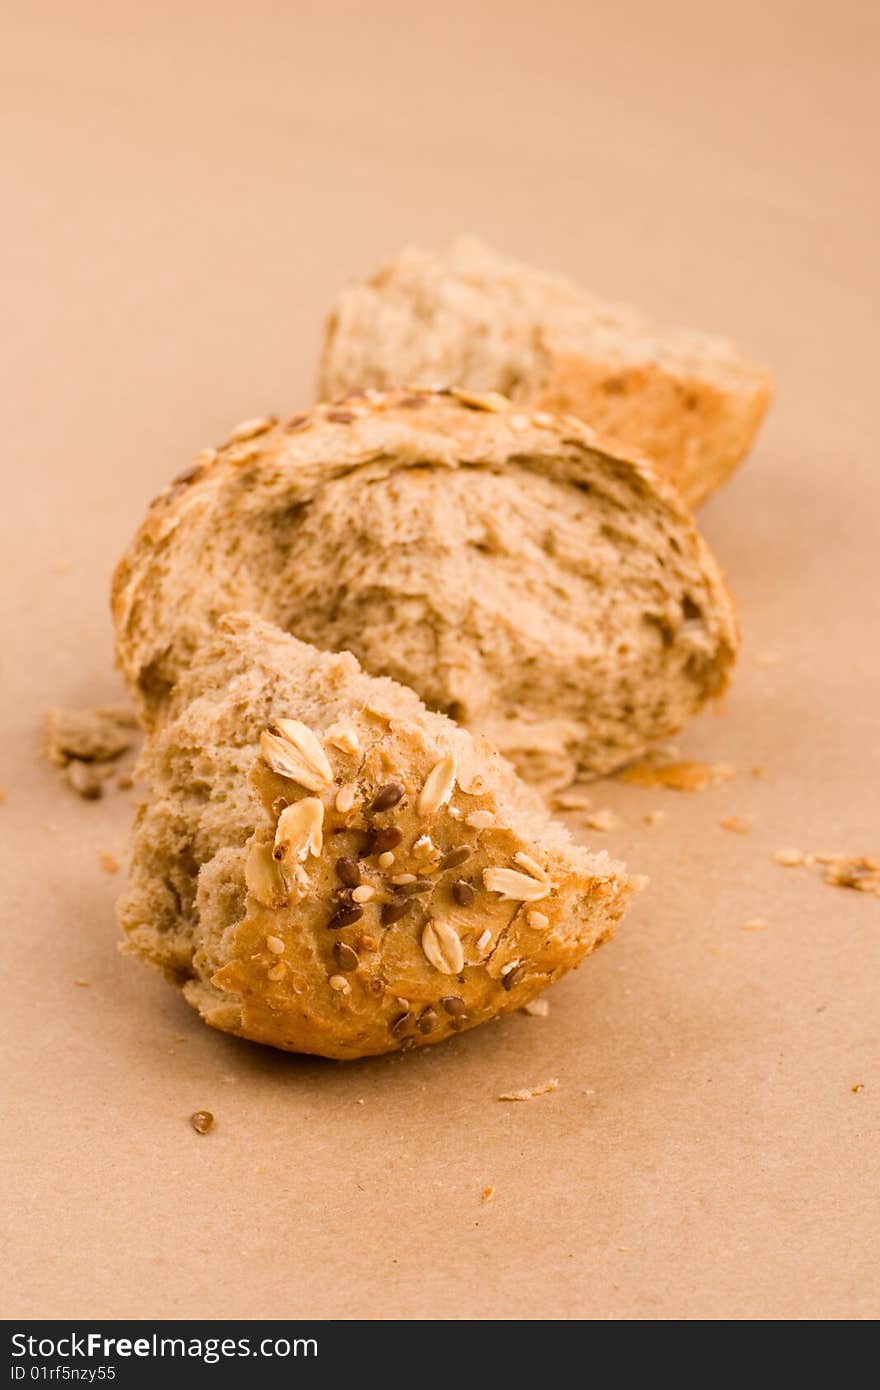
[335,783,356,814]
[329,974,351,994]
[285,413,310,432]
[391,873,416,884]
[327,409,355,424]
[351,884,375,903]
[381,901,411,926]
[394,878,433,896]
[190,1111,214,1134]
[378,851,395,869]
[465,810,494,830]
[526,910,549,930]
[265,935,285,955]
[452,880,475,907]
[476,929,491,951]
[335,857,361,888]
[267,962,286,982]
[371,783,405,813]
[327,904,364,930]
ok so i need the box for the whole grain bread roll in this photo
[112,389,737,785]
[317,238,772,507]
[120,613,638,1058]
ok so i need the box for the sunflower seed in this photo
[417,755,456,817]
[483,867,549,902]
[228,415,276,443]
[273,797,324,863]
[439,846,472,871]
[421,919,464,975]
[260,720,333,790]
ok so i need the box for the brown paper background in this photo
[2,0,877,1321]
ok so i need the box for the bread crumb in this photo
[774,848,804,867]
[116,771,134,791]
[617,758,732,792]
[73,978,90,987]
[481,1185,495,1203]
[740,917,768,931]
[551,785,593,812]
[521,998,550,1018]
[98,851,119,874]
[45,704,138,766]
[583,809,619,831]
[820,856,879,896]
[190,1110,214,1134]
[851,1083,865,1094]
[499,1077,559,1102]
[720,815,752,834]
[643,810,665,826]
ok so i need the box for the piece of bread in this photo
[112,389,738,786]
[119,613,638,1059]
[317,238,773,507]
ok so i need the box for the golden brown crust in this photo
[533,355,773,508]
[120,613,639,1059]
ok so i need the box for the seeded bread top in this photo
[112,388,738,782]
[120,613,639,1058]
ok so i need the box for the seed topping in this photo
[260,719,333,790]
[417,755,456,816]
[421,919,464,975]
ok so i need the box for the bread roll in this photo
[112,389,737,785]
[318,238,772,507]
[119,613,638,1058]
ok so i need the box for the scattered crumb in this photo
[643,810,665,826]
[754,651,779,667]
[116,771,134,791]
[73,978,90,987]
[521,997,550,1018]
[65,760,104,800]
[851,1083,865,1094]
[774,848,805,867]
[720,815,752,834]
[499,1077,559,1102]
[551,785,594,812]
[583,808,619,831]
[772,849,879,896]
[617,758,735,792]
[45,704,138,766]
[190,1110,214,1134]
[356,1098,365,1105]
[741,917,769,932]
[751,766,765,778]
[481,1186,495,1203]
[98,851,119,874]
[820,855,879,896]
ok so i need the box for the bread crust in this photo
[317,239,773,507]
[112,388,738,781]
[120,614,638,1059]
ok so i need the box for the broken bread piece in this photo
[317,237,772,507]
[119,613,639,1059]
[112,388,737,785]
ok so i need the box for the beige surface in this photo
[2,0,878,1321]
